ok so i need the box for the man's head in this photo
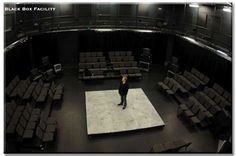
[122,75,128,83]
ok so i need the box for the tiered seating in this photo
[158,67,211,98]
[31,79,50,107]
[6,76,21,99]
[6,101,40,136]
[79,52,107,79]
[202,83,231,109]
[177,96,213,128]
[109,51,141,77]
[190,68,210,86]
[35,117,57,150]
[157,77,179,95]
[158,77,189,96]
[49,81,64,103]
[5,98,58,151]
[177,81,232,129]
[172,74,193,93]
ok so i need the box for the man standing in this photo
[118,75,129,109]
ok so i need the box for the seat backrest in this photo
[198,93,206,105]
[129,56,134,61]
[39,120,47,130]
[120,69,126,74]
[213,83,224,95]
[203,76,209,84]
[30,68,38,76]
[214,95,223,104]
[203,100,211,110]
[135,68,140,73]
[26,103,33,114]
[223,91,230,99]
[32,91,38,101]
[127,51,132,56]
[187,98,194,108]
[168,79,174,88]
[36,127,44,140]
[199,73,204,80]
[191,105,200,114]
[16,124,24,137]
[209,106,219,115]
[80,53,86,57]
[19,116,27,128]
[207,89,216,99]
[23,110,30,121]
[198,110,206,121]
[128,69,135,74]
[163,77,169,85]
[132,62,137,67]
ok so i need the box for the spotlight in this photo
[135,29,153,33]
[223,6,231,13]
[189,3,199,8]
[95,29,113,32]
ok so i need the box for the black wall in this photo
[5,42,32,85]
[173,36,232,92]
[4,3,232,51]
[5,31,232,92]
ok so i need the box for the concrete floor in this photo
[47,64,218,153]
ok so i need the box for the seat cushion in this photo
[26,122,36,130]
[46,124,57,132]
[190,116,200,124]
[184,110,194,117]
[23,130,34,139]
[43,132,54,142]
[179,104,188,110]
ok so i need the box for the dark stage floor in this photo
[5,64,218,153]
[44,64,218,152]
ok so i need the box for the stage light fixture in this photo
[223,6,231,13]
[189,3,199,8]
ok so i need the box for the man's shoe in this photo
[122,106,126,109]
[117,103,122,106]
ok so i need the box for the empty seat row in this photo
[7,77,31,100]
[194,92,222,115]
[31,80,51,107]
[6,76,20,98]
[174,74,196,91]
[6,102,40,136]
[79,62,106,70]
[48,81,64,102]
[183,71,201,88]
[80,57,106,63]
[120,68,142,77]
[158,77,188,96]
[112,61,137,68]
[203,86,231,109]
[35,117,57,150]
[177,96,213,128]
[212,83,230,100]
[83,70,105,79]
[109,51,132,56]
[191,68,210,85]
[110,56,134,62]
[80,52,103,57]
[15,106,41,140]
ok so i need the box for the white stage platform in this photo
[85,88,165,135]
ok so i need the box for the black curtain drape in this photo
[173,37,232,92]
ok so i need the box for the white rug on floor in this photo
[85,88,165,135]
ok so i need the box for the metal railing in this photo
[6,15,232,55]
